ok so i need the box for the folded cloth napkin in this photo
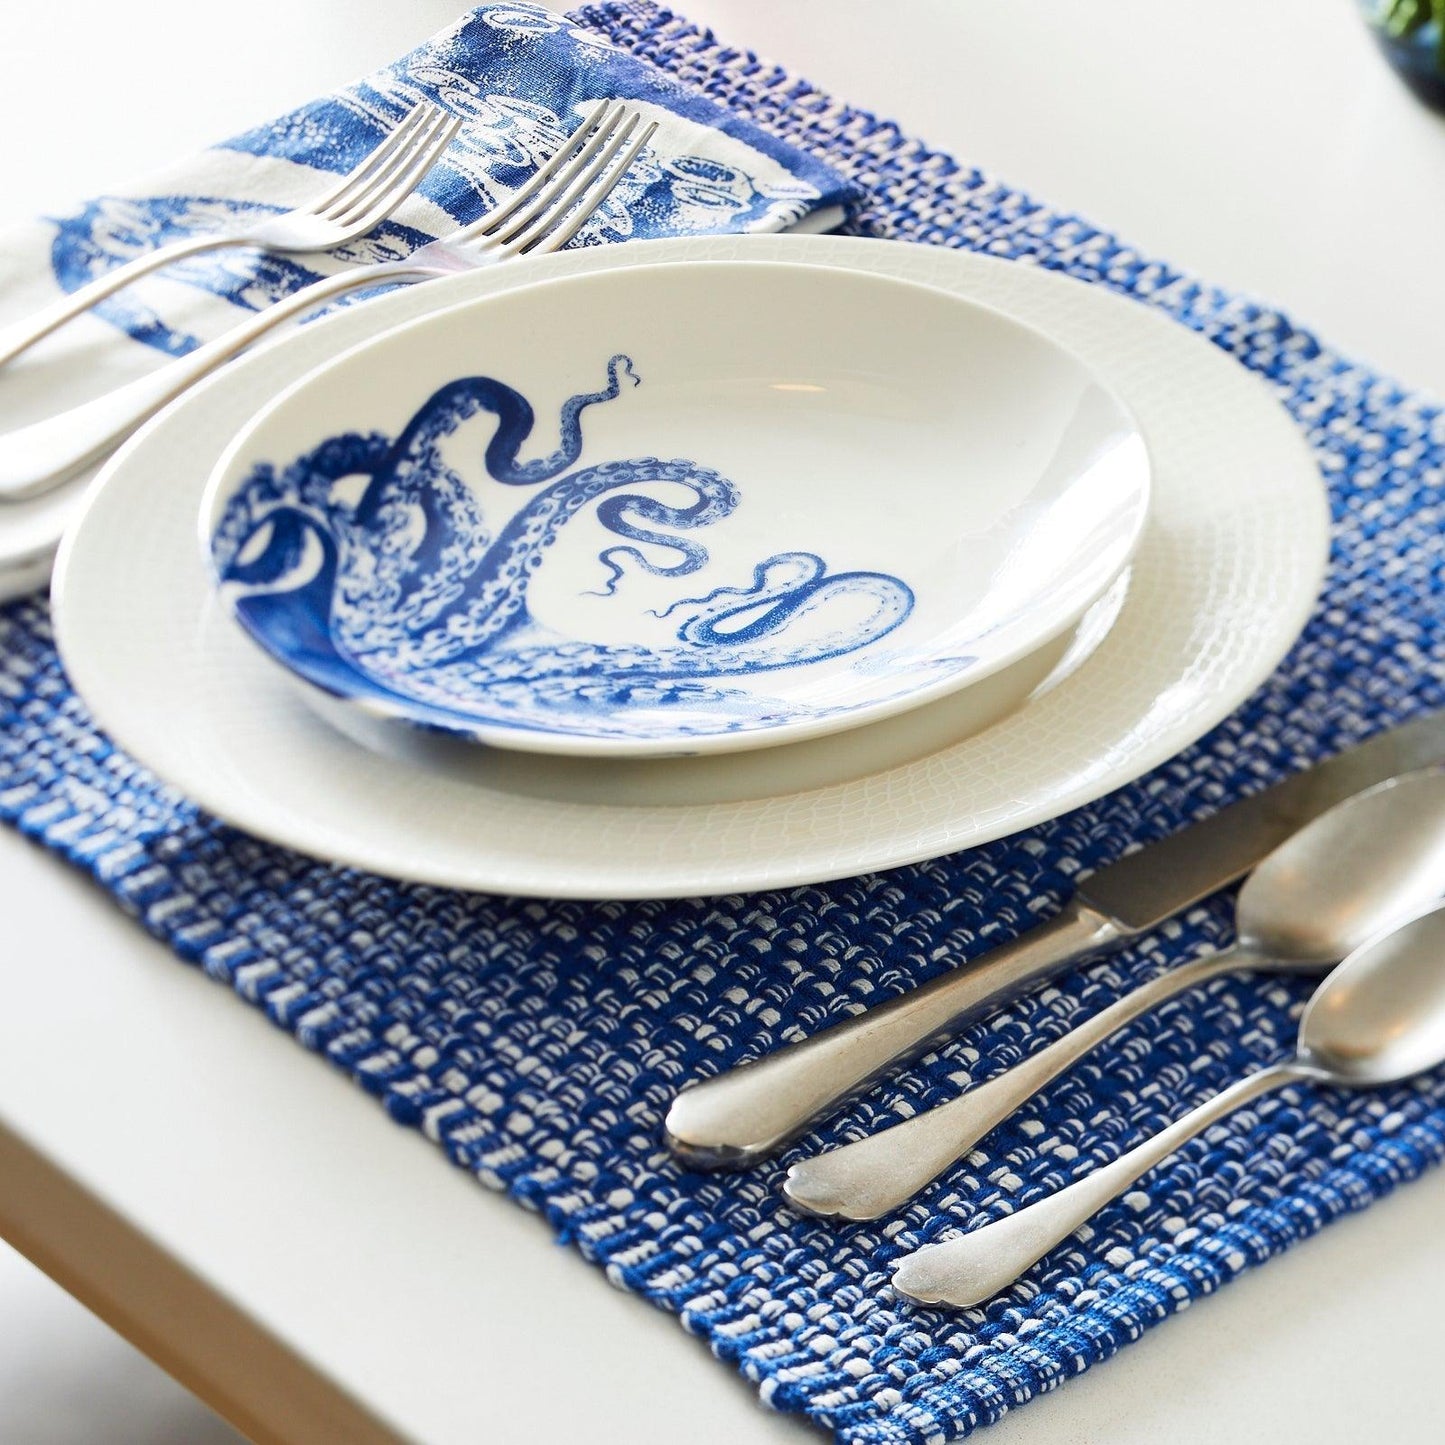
[3,4,1445,1444]
[0,2,853,585]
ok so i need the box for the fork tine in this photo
[481,107,634,248]
[324,106,455,225]
[450,100,628,247]
[498,114,657,259]
[462,99,614,238]
[464,105,638,252]
[514,119,658,256]
[329,109,463,231]
[320,108,437,223]
[305,102,433,217]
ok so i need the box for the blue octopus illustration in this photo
[211,354,915,739]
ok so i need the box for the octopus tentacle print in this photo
[212,354,915,741]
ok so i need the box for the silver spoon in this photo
[785,768,1445,1221]
[892,896,1445,1308]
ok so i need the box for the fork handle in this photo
[0,233,250,368]
[783,946,1260,1220]
[0,259,438,500]
[891,1061,1305,1308]
[664,902,1127,1170]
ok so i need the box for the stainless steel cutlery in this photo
[659,718,1445,1308]
[782,768,1445,1220]
[0,100,461,370]
[0,99,654,501]
[665,711,1445,1170]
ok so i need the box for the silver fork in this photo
[0,101,655,502]
[0,101,462,370]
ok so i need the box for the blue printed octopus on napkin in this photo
[43,2,855,359]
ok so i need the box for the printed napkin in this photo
[1,4,1444,1444]
[0,3,852,582]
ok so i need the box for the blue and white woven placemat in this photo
[4,4,1445,1441]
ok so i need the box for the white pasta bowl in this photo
[201,259,1149,758]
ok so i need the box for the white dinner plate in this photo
[53,236,1328,898]
[202,261,1148,757]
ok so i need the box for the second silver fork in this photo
[0,101,462,370]
[0,101,655,501]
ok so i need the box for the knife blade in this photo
[664,710,1445,1169]
[1083,709,1445,928]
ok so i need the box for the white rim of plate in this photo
[52,236,1329,899]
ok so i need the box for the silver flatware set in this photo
[664,712,1445,1305]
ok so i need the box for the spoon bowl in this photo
[1235,768,1445,966]
[1300,901,1445,1084]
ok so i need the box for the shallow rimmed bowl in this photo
[202,259,1149,758]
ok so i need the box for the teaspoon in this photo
[785,768,1445,1220]
[892,896,1445,1308]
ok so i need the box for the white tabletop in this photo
[1,2,1442,1442]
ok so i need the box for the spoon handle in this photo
[784,945,1261,1220]
[891,1060,1305,1308]
[664,902,1127,1169]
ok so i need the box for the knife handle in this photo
[664,901,1126,1169]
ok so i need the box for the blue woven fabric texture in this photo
[3,4,1445,1442]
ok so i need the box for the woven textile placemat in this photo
[4,5,1445,1440]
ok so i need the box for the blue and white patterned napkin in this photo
[0,2,853,584]
[15,4,852,352]
[38,8,851,354]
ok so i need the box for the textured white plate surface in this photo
[53,236,1328,898]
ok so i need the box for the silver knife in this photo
[664,710,1445,1169]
